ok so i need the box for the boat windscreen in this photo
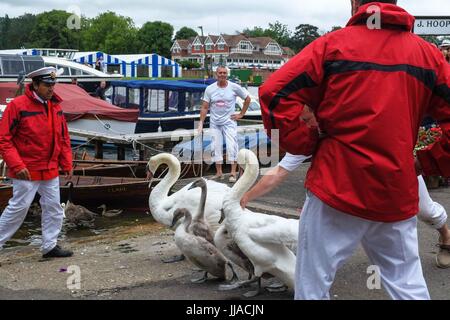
[0,55,44,76]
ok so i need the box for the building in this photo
[73,52,182,78]
[171,34,295,70]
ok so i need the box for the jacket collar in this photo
[347,2,415,32]
[25,83,62,105]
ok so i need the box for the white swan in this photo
[147,153,230,231]
[171,178,238,283]
[221,149,298,295]
[214,211,254,280]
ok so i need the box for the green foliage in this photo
[242,26,266,37]
[29,10,81,49]
[81,12,139,54]
[137,21,174,56]
[179,60,201,69]
[0,13,37,49]
[291,24,321,52]
[266,21,292,47]
[174,27,198,40]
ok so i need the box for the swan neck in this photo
[149,158,181,212]
[230,163,258,201]
[196,184,207,221]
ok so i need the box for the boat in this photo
[0,176,153,212]
[58,175,153,211]
[0,54,122,93]
[0,82,139,144]
[107,80,210,133]
[107,79,263,133]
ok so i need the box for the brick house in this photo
[171,34,295,70]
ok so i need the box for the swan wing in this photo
[246,218,299,247]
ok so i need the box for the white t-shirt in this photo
[278,153,311,172]
[202,81,249,125]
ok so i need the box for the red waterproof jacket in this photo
[0,84,73,177]
[260,3,450,222]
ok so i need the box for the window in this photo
[144,90,178,113]
[206,44,212,51]
[137,65,149,78]
[113,87,127,108]
[1,56,24,75]
[239,41,252,51]
[70,68,82,76]
[194,44,202,51]
[218,44,225,50]
[128,88,141,109]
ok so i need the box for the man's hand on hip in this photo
[16,168,31,181]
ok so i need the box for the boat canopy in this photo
[0,82,138,122]
[110,80,208,92]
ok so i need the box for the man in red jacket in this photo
[260,0,450,300]
[0,67,73,258]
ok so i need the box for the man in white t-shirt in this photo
[198,66,251,182]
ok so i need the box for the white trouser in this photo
[0,178,63,254]
[417,175,447,230]
[210,121,238,163]
[295,192,430,300]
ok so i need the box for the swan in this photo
[170,178,238,283]
[147,153,230,231]
[214,210,254,280]
[216,209,288,297]
[171,178,215,244]
[172,208,237,283]
[221,149,298,296]
[97,204,123,217]
[63,182,97,226]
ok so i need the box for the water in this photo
[4,210,157,249]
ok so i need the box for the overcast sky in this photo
[1,0,449,34]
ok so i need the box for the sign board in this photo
[414,16,450,35]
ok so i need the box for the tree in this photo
[81,12,139,53]
[330,26,343,33]
[0,14,37,49]
[137,21,174,56]
[291,24,320,52]
[0,15,11,49]
[28,10,82,49]
[242,26,266,37]
[174,27,197,40]
[179,60,201,69]
[266,21,291,47]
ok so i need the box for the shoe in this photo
[42,245,73,258]
[436,243,450,269]
[228,175,237,183]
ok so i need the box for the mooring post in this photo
[94,140,104,159]
[117,145,126,161]
[139,146,146,161]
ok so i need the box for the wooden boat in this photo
[70,158,216,179]
[0,183,13,210]
[58,175,154,211]
[0,176,154,212]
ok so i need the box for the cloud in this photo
[0,0,449,35]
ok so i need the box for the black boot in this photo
[43,245,73,258]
